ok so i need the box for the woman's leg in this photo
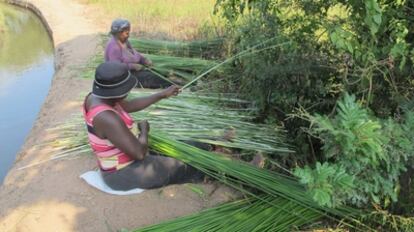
[132,70,172,89]
[102,154,204,190]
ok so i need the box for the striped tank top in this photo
[83,98,135,172]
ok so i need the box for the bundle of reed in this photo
[80,52,217,83]
[129,90,292,154]
[41,90,291,156]
[145,133,370,231]
[145,54,217,82]
[135,195,322,232]
[129,38,224,58]
[34,127,368,231]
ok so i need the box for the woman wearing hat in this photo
[83,61,203,190]
[105,19,171,89]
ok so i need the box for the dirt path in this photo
[0,1,234,231]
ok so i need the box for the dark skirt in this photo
[102,154,204,190]
[132,70,173,89]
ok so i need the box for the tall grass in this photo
[77,0,222,40]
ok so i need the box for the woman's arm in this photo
[93,111,148,160]
[127,41,150,66]
[106,40,143,71]
[120,85,180,113]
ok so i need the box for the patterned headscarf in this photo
[110,19,131,35]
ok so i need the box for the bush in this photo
[214,0,414,116]
[294,162,354,208]
[295,94,414,208]
[213,0,414,164]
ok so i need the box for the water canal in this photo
[0,2,54,184]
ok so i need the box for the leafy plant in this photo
[294,162,354,208]
[313,94,385,165]
[212,0,414,166]
[304,93,414,207]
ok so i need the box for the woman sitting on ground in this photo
[83,61,203,190]
[105,18,171,89]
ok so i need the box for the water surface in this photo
[0,3,54,184]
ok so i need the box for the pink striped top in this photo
[83,100,135,172]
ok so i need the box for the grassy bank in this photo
[77,0,222,40]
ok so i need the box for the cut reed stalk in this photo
[148,133,372,231]
[135,195,322,232]
[129,38,224,58]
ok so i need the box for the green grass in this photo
[78,0,223,40]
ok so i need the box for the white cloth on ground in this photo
[80,170,144,195]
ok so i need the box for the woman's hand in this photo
[162,85,181,98]
[144,59,153,67]
[138,120,150,133]
[120,86,181,113]
[132,63,144,71]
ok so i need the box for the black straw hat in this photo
[92,62,137,99]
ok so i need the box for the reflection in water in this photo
[0,3,53,69]
[0,3,54,184]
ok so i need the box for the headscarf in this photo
[110,19,131,35]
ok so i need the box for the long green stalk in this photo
[82,51,216,83]
[129,38,224,58]
[148,133,372,231]
[38,90,292,169]
[135,195,322,232]
[181,41,291,90]
[144,54,217,81]
[129,90,292,153]
[145,68,176,85]
[83,37,289,87]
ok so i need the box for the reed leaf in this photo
[144,54,217,81]
[129,38,224,58]
[81,51,216,83]
[134,195,322,232]
[43,90,292,154]
[129,90,292,154]
[148,132,371,231]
